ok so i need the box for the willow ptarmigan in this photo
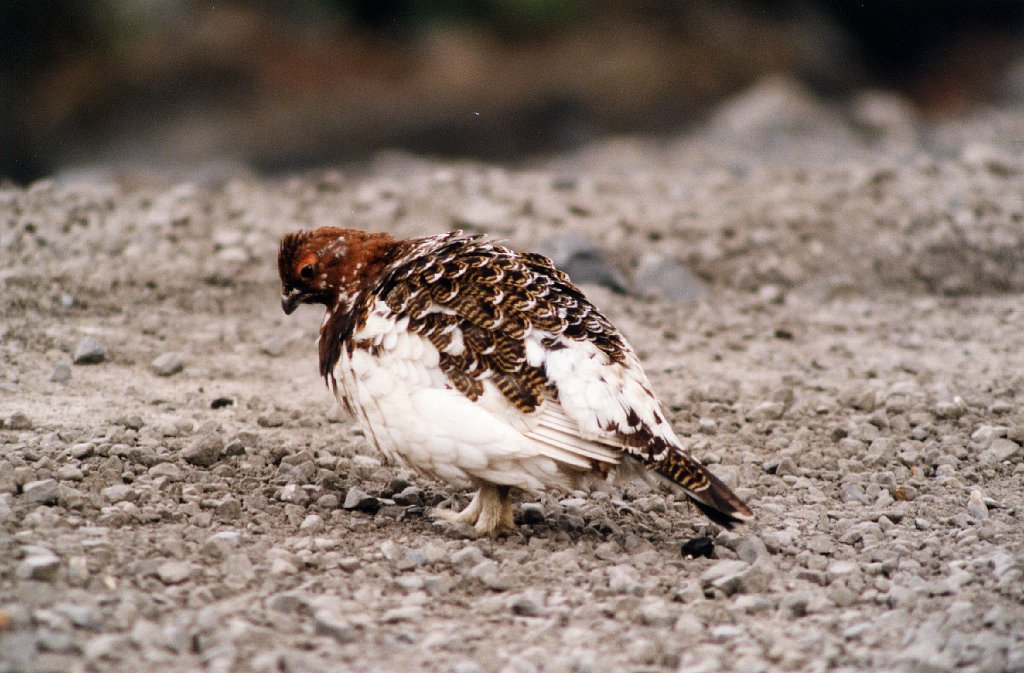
[278,227,752,535]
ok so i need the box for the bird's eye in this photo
[299,264,314,280]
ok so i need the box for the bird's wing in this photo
[373,232,674,463]
[373,232,752,525]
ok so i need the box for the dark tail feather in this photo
[656,452,754,528]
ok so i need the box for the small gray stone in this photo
[380,605,423,623]
[202,531,241,556]
[279,484,310,506]
[796,569,827,586]
[967,490,989,520]
[7,411,33,430]
[774,457,798,476]
[151,352,185,377]
[22,479,60,505]
[734,595,772,614]
[73,337,108,364]
[66,557,90,586]
[14,467,36,487]
[757,284,785,304]
[50,364,72,382]
[451,661,487,673]
[260,335,289,357]
[467,559,498,582]
[746,401,785,422]
[736,536,770,563]
[633,253,708,304]
[638,598,675,627]
[392,486,423,506]
[971,424,998,445]
[299,514,324,532]
[539,231,627,292]
[56,465,83,482]
[337,557,361,573]
[37,629,76,653]
[405,544,445,566]
[698,418,718,434]
[782,593,810,618]
[701,560,773,595]
[267,591,307,612]
[674,613,704,637]
[840,483,868,504]
[607,564,643,595]
[317,493,340,509]
[223,552,256,586]
[314,609,356,643]
[148,462,182,481]
[156,560,191,584]
[826,560,857,578]
[508,591,544,617]
[450,546,485,568]
[83,634,127,661]
[342,488,381,513]
[979,438,1019,464]
[101,484,134,503]
[379,540,402,561]
[256,412,286,428]
[454,198,513,232]
[16,550,61,581]
[710,624,744,643]
[183,434,224,467]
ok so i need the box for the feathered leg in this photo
[474,485,515,536]
[431,485,515,536]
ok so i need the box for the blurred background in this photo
[4,0,1024,184]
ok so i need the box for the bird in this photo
[278,227,752,536]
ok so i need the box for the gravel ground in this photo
[1,78,1023,673]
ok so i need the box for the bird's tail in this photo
[655,451,753,528]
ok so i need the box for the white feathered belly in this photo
[332,312,581,491]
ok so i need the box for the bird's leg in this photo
[430,485,516,537]
[431,489,483,526]
[473,485,515,537]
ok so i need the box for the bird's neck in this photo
[317,232,406,381]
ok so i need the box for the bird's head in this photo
[278,227,397,315]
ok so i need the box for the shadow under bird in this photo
[278,227,752,536]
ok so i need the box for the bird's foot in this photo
[430,486,515,537]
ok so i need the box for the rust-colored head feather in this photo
[277,227,398,315]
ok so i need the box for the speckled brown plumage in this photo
[372,232,628,414]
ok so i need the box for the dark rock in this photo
[539,231,627,292]
[7,412,32,430]
[73,337,108,365]
[519,503,545,525]
[342,488,381,514]
[682,536,715,559]
[393,486,423,507]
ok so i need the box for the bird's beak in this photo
[281,288,308,315]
